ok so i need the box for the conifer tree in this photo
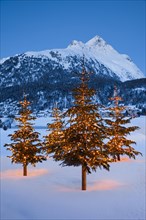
[61,65,112,190]
[44,105,65,161]
[105,87,142,161]
[5,96,46,176]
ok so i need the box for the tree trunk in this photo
[23,164,27,176]
[82,165,86,190]
[117,154,120,161]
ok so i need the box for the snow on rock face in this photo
[67,40,84,48]
[0,57,10,64]
[86,35,107,47]
[85,35,144,81]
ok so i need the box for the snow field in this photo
[0,116,145,219]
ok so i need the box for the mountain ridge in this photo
[0,35,145,116]
[1,35,144,82]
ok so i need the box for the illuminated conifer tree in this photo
[5,96,46,176]
[61,64,112,190]
[44,105,65,161]
[105,87,142,161]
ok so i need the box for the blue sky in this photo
[0,0,145,75]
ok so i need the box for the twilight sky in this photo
[0,0,145,75]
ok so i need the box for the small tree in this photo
[105,87,142,161]
[5,96,46,176]
[44,105,65,161]
[61,65,112,190]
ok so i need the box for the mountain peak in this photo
[67,40,84,48]
[86,35,107,47]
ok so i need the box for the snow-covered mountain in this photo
[0,35,145,116]
[24,35,144,81]
[0,35,144,84]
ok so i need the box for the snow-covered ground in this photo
[0,116,145,220]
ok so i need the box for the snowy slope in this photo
[21,35,144,81]
[0,116,145,219]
